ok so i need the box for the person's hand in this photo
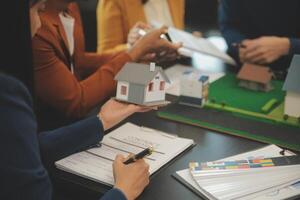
[99,99,157,131]
[128,26,182,62]
[127,22,151,47]
[192,31,203,38]
[239,36,290,65]
[154,50,180,63]
[113,154,150,200]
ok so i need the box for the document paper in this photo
[56,123,194,186]
[167,27,236,66]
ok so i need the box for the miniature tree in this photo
[283,114,289,121]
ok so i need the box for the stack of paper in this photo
[190,159,300,200]
[175,145,300,200]
[56,123,194,186]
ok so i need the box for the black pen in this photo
[123,147,154,165]
[232,42,246,48]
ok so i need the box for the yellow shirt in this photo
[97,0,185,53]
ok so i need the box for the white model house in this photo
[114,62,170,106]
[179,71,209,107]
[283,55,300,118]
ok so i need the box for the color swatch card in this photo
[190,158,275,171]
[189,157,300,200]
[174,145,299,200]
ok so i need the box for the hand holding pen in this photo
[124,147,154,165]
[113,155,150,200]
[113,148,153,200]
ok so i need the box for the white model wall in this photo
[284,91,300,118]
[144,72,165,102]
[180,78,203,99]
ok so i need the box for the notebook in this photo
[55,123,194,186]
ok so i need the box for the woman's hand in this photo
[99,99,156,131]
[128,26,182,62]
[127,21,151,47]
[113,154,150,200]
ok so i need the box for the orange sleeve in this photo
[97,0,128,53]
[76,52,120,78]
[33,35,132,119]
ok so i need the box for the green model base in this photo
[157,73,300,151]
[206,73,300,127]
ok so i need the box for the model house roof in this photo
[115,62,170,85]
[237,64,273,84]
[283,55,300,93]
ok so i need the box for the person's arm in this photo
[0,74,144,200]
[97,0,129,53]
[289,38,300,54]
[218,0,246,60]
[38,116,103,166]
[101,189,127,200]
[0,74,52,200]
[32,33,132,119]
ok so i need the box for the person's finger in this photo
[115,154,126,163]
[159,40,181,51]
[151,26,168,38]
[138,107,155,112]
[129,32,140,39]
[250,52,269,64]
[244,48,265,62]
[243,43,260,55]
[241,39,253,47]
[139,53,156,62]
[192,31,202,38]
[135,21,151,30]
[173,42,183,49]
[256,52,276,65]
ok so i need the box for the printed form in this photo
[56,123,194,186]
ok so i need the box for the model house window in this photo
[148,82,154,92]
[160,81,165,90]
[155,76,160,80]
[121,85,127,95]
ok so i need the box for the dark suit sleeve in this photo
[290,38,300,54]
[219,0,246,61]
[38,116,103,166]
[0,75,126,200]
[0,75,52,200]
[100,188,127,200]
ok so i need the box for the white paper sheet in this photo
[56,123,194,186]
[166,27,236,66]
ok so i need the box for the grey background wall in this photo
[78,0,219,52]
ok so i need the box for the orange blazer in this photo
[97,0,185,53]
[32,3,132,119]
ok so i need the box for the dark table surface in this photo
[52,56,295,200]
[53,106,274,200]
